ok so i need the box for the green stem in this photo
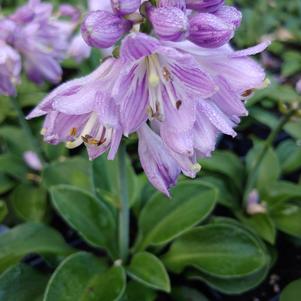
[118,144,129,263]
[243,109,296,205]
[10,96,42,158]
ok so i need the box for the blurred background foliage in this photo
[0,0,301,300]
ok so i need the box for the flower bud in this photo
[81,10,131,48]
[214,5,242,28]
[111,0,141,15]
[23,151,43,171]
[186,0,224,13]
[296,79,301,94]
[188,13,234,48]
[158,0,186,10]
[59,4,81,22]
[68,34,91,63]
[148,7,188,41]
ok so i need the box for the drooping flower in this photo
[27,58,123,160]
[0,41,21,96]
[186,0,224,12]
[23,151,43,171]
[111,0,141,16]
[68,33,91,63]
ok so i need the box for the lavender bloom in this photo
[0,41,21,96]
[89,0,112,11]
[188,13,234,48]
[186,0,224,12]
[81,10,131,48]
[111,0,141,15]
[68,33,91,63]
[59,4,81,22]
[138,124,181,195]
[148,7,188,41]
[23,151,43,171]
[214,5,242,28]
[27,58,123,160]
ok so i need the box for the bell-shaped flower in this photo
[116,32,216,137]
[81,10,131,48]
[0,41,21,96]
[186,0,224,12]
[157,0,186,10]
[111,0,141,16]
[148,6,188,41]
[27,58,123,160]
[188,13,234,48]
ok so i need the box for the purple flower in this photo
[188,13,234,48]
[89,0,112,11]
[0,41,21,96]
[148,7,188,41]
[111,0,141,15]
[23,151,43,171]
[81,10,131,48]
[157,0,186,10]
[68,33,91,63]
[296,79,301,94]
[59,4,81,22]
[117,33,216,136]
[186,0,224,12]
[27,58,123,160]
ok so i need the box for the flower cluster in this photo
[0,0,80,96]
[28,0,270,196]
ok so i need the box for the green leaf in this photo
[0,201,8,223]
[280,278,301,301]
[187,263,269,295]
[0,263,48,301]
[50,185,117,258]
[237,213,276,244]
[162,223,269,277]
[43,158,94,192]
[128,252,170,292]
[135,181,217,250]
[11,183,48,222]
[124,281,156,301]
[0,154,27,180]
[0,223,72,272]
[171,286,209,301]
[79,266,126,301]
[246,144,280,193]
[270,203,301,238]
[43,252,109,301]
[0,96,11,124]
[0,173,15,195]
[199,151,245,192]
[276,140,301,174]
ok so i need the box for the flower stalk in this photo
[118,143,130,263]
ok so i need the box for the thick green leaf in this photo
[237,213,276,244]
[187,263,269,295]
[0,223,72,272]
[124,281,156,301]
[0,263,48,301]
[199,151,245,192]
[128,252,170,292]
[246,144,280,193]
[0,201,8,223]
[0,173,15,195]
[276,140,301,174]
[43,158,94,192]
[263,181,301,207]
[162,223,269,277]
[80,266,126,301]
[0,96,11,124]
[0,154,27,180]
[43,252,109,301]
[270,203,301,238]
[135,181,217,250]
[280,278,301,301]
[171,286,209,301]
[11,183,48,222]
[50,185,117,257]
